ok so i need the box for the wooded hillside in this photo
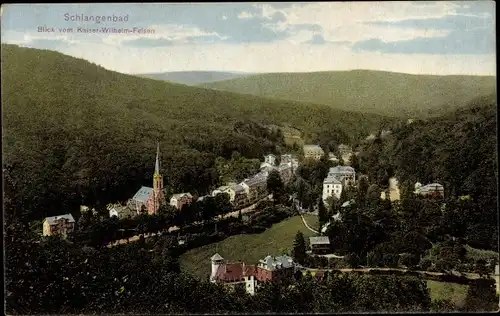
[2,44,389,221]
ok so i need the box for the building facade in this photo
[240,172,268,204]
[322,175,343,203]
[303,145,325,161]
[309,236,331,255]
[42,214,75,238]
[210,253,295,295]
[170,193,193,210]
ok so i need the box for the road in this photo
[107,194,272,248]
[298,265,482,280]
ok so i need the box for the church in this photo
[127,142,166,215]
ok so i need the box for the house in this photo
[108,203,135,219]
[414,182,444,198]
[327,166,356,186]
[309,236,331,255]
[303,145,324,160]
[170,193,193,210]
[42,214,75,238]
[322,174,342,204]
[210,253,295,295]
[213,184,247,209]
[128,142,166,215]
[240,173,267,203]
[264,154,277,166]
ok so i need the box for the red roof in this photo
[215,263,258,282]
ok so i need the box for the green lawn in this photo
[427,280,469,308]
[179,215,318,280]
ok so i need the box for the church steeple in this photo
[152,140,165,214]
[154,141,160,176]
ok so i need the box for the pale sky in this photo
[1,2,496,75]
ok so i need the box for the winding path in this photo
[300,213,319,234]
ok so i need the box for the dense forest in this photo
[2,44,390,221]
[356,94,498,251]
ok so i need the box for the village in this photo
[38,138,485,299]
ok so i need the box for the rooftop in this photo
[172,192,193,199]
[324,175,341,184]
[211,253,224,261]
[309,236,330,245]
[259,255,294,271]
[303,144,324,152]
[329,166,356,174]
[44,213,75,224]
[131,186,154,203]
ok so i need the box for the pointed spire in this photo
[155,140,160,175]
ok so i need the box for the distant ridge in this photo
[199,69,496,118]
[135,71,256,85]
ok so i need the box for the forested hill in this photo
[2,44,389,221]
[199,70,496,118]
[135,71,254,85]
[358,93,498,249]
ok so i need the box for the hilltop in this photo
[199,70,496,118]
[135,71,255,85]
[2,44,389,220]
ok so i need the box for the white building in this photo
[322,175,342,204]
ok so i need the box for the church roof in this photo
[132,186,154,203]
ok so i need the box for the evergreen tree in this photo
[350,153,360,171]
[318,199,329,230]
[267,169,284,201]
[292,231,307,265]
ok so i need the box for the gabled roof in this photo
[324,175,341,184]
[329,166,356,174]
[132,186,154,203]
[309,236,330,245]
[211,253,224,261]
[44,214,75,224]
[172,192,193,199]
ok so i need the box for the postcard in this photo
[2,2,498,314]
